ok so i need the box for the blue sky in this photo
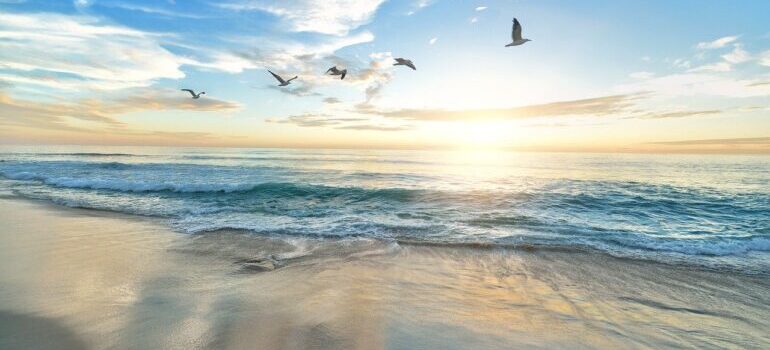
[0,0,769,152]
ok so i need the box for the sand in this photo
[0,197,768,349]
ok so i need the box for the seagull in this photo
[325,66,347,80]
[506,18,531,47]
[181,89,205,99]
[268,70,297,86]
[393,58,416,70]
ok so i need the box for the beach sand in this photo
[0,197,768,349]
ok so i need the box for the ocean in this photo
[1,146,769,274]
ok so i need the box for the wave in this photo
[3,152,143,157]
[0,170,435,200]
[604,235,770,256]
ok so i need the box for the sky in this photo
[0,0,769,153]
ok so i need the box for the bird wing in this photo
[340,70,346,80]
[512,18,523,41]
[268,70,286,84]
[405,60,416,70]
[326,66,337,74]
[181,89,196,97]
[287,76,298,82]
[394,58,404,64]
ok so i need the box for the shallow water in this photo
[1,199,768,349]
[1,146,769,274]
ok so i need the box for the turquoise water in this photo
[1,146,769,273]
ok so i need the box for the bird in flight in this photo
[393,58,416,70]
[325,66,347,80]
[268,70,298,86]
[181,89,205,99]
[506,18,531,47]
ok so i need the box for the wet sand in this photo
[0,197,768,349]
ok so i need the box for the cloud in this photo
[336,124,412,131]
[429,37,437,45]
[672,58,691,69]
[99,2,205,19]
[639,110,720,119]
[747,81,770,87]
[407,0,434,15]
[689,43,752,72]
[268,112,411,131]
[696,35,738,49]
[267,83,321,97]
[469,17,478,23]
[760,50,770,67]
[689,61,732,72]
[475,6,487,11]
[0,12,185,91]
[629,71,654,79]
[323,97,341,104]
[648,137,770,146]
[721,44,751,64]
[267,113,366,127]
[0,89,241,132]
[367,94,646,121]
[197,31,374,77]
[617,73,770,98]
[217,0,386,35]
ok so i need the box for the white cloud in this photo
[759,50,770,67]
[102,3,205,19]
[217,0,386,36]
[0,13,185,91]
[429,37,437,45]
[629,71,654,79]
[696,35,738,49]
[721,44,751,64]
[469,17,478,23]
[617,73,770,98]
[689,61,732,72]
[672,58,691,69]
[475,6,487,11]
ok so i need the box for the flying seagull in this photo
[325,66,347,80]
[506,18,531,47]
[268,70,297,86]
[393,58,416,70]
[181,89,205,99]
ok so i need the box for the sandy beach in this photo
[0,197,768,349]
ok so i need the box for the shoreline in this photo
[5,192,769,277]
[1,196,769,349]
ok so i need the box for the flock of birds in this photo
[181,17,530,99]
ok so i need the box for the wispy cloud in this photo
[649,137,770,146]
[336,124,412,131]
[268,113,366,127]
[639,110,720,119]
[629,71,654,79]
[760,50,770,67]
[429,37,437,45]
[365,94,647,121]
[0,12,185,91]
[689,61,732,72]
[268,112,411,131]
[721,44,751,64]
[475,6,487,11]
[99,2,205,19]
[216,0,386,35]
[696,35,738,49]
[0,89,241,132]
